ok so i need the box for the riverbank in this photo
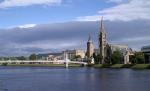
[90,64,150,69]
[1,63,150,69]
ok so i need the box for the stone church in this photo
[86,17,133,64]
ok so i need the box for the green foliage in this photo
[111,64,124,68]
[74,55,81,59]
[16,56,26,60]
[88,64,150,69]
[93,64,103,68]
[111,50,122,64]
[29,54,37,60]
[101,64,112,68]
[93,53,102,64]
[147,65,150,69]
[130,52,145,64]
[122,64,135,68]
[132,64,150,69]
[87,64,95,67]
[129,55,136,64]
[135,52,145,64]
[111,64,135,68]
[1,63,8,66]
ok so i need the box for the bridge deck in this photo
[0,60,87,65]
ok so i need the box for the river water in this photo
[0,66,150,91]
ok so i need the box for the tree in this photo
[129,52,145,64]
[93,53,102,64]
[111,50,122,64]
[29,54,37,60]
[129,55,136,64]
[17,56,26,60]
[74,55,81,59]
[135,52,144,64]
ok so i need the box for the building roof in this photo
[109,44,128,48]
[141,45,150,52]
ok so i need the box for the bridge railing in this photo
[0,60,87,65]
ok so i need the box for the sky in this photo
[0,0,150,56]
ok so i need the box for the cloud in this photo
[76,15,101,21]
[76,0,150,21]
[0,20,150,56]
[0,0,62,8]
[0,21,98,56]
[18,24,37,28]
[107,0,126,3]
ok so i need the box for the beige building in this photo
[47,53,64,64]
[64,49,86,60]
[48,53,63,61]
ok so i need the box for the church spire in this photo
[88,34,92,43]
[99,16,107,64]
[100,16,105,33]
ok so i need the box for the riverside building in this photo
[87,17,133,64]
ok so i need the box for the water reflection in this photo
[0,67,150,91]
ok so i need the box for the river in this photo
[0,66,150,91]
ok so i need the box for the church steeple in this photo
[100,16,105,33]
[88,34,92,43]
[99,16,107,64]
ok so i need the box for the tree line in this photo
[93,50,145,64]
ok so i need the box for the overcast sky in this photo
[0,0,150,56]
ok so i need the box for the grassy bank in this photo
[1,63,150,69]
[131,64,150,69]
[91,64,150,69]
[0,63,82,67]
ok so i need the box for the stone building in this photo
[86,35,94,63]
[86,35,94,58]
[48,53,63,61]
[64,49,86,60]
[99,17,107,64]
[109,44,132,64]
[141,45,150,63]
[98,17,133,64]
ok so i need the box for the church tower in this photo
[86,35,94,59]
[99,17,107,64]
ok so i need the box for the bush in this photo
[87,64,94,67]
[101,64,112,68]
[93,64,103,68]
[132,64,150,69]
[122,64,135,68]
[111,64,124,68]
[111,50,123,64]
[147,65,150,69]
[1,63,8,66]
